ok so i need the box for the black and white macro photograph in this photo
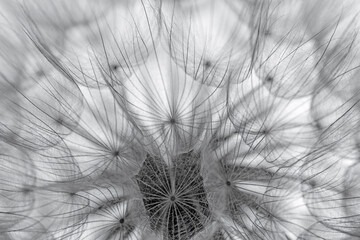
[0,0,360,239]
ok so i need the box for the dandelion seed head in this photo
[1,0,360,239]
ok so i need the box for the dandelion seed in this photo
[4,0,117,30]
[19,145,91,239]
[252,0,308,44]
[80,198,148,240]
[302,0,360,48]
[228,75,317,166]
[297,221,354,240]
[30,141,82,186]
[162,0,252,87]
[300,148,358,237]
[254,32,323,99]
[11,70,84,150]
[118,48,226,157]
[0,142,35,231]
[64,86,144,177]
[5,216,55,240]
[53,0,161,88]
[311,85,360,159]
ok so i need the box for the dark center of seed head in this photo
[136,151,210,239]
[264,29,271,36]
[35,69,46,77]
[56,117,64,125]
[169,118,176,124]
[315,121,322,130]
[22,187,32,194]
[309,180,316,188]
[261,129,269,135]
[119,218,124,224]
[111,64,119,71]
[226,181,231,186]
[204,60,212,69]
[265,75,274,83]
